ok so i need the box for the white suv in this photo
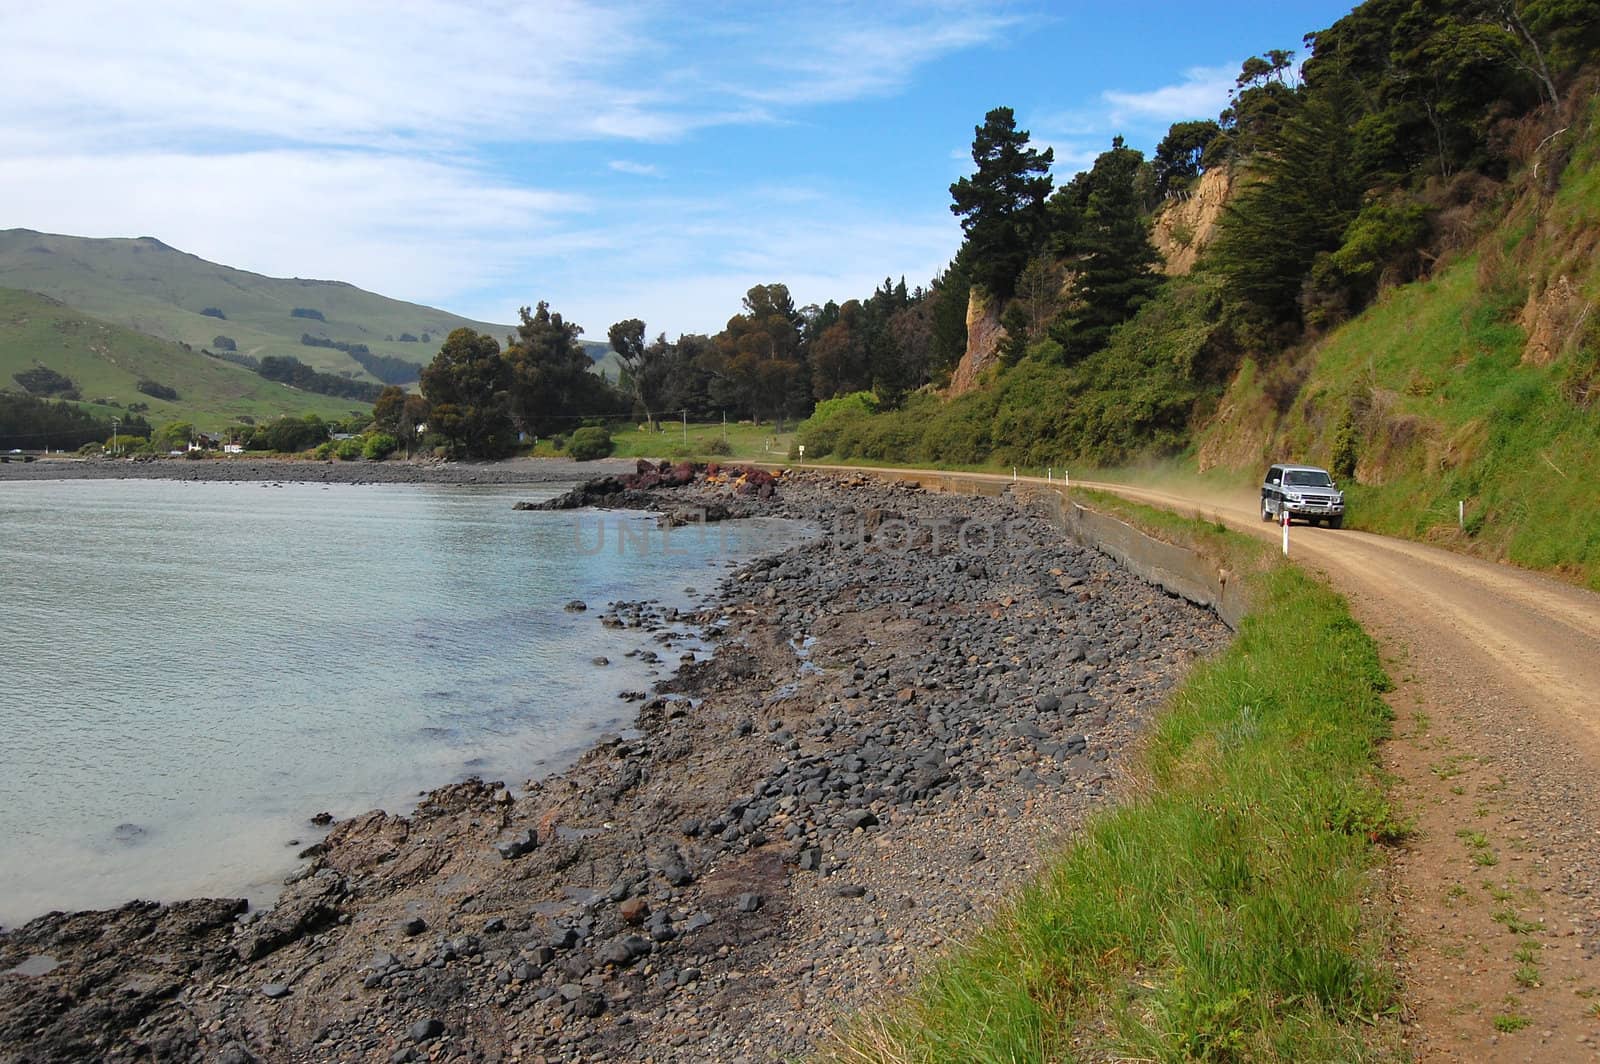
[1261,464,1345,528]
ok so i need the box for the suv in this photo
[1261,464,1345,527]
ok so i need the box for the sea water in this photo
[0,478,810,926]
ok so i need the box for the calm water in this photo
[0,478,809,926]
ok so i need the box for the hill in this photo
[1196,92,1600,589]
[0,288,366,430]
[0,230,613,385]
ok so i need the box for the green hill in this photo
[0,229,612,382]
[0,288,365,430]
[1197,97,1600,589]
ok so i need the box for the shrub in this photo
[701,436,735,457]
[212,335,237,352]
[567,425,615,460]
[13,366,77,396]
[334,437,364,461]
[796,391,879,458]
[137,379,179,401]
[363,433,398,460]
[201,307,226,319]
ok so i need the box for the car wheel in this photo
[1329,515,1343,529]
[1261,499,1272,521]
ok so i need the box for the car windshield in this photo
[1284,470,1333,487]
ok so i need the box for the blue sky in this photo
[4,1,1355,337]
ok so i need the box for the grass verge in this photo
[823,513,1402,1062]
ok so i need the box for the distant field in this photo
[0,288,366,430]
[534,420,797,463]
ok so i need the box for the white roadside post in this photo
[1013,467,1017,482]
[1459,500,1465,531]
[797,444,804,465]
[1282,509,1290,557]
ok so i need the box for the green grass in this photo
[825,552,1401,1062]
[529,419,797,463]
[0,288,366,431]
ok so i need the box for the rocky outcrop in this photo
[1151,166,1234,276]
[947,286,1006,396]
[1520,274,1589,366]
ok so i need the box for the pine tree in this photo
[949,107,1054,299]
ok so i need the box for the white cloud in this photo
[1103,65,1236,127]
[608,161,662,177]
[0,1,1012,336]
[0,150,580,314]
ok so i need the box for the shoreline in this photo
[0,454,639,485]
[0,468,1231,1062]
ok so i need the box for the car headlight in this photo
[1286,492,1303,502]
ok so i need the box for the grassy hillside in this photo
[0,230,620,383]
[0,288,365,430]
[1197,97,1600,590]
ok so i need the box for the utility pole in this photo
[682,410,687,444]
[111,417,120,456]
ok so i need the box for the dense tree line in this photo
[258,355,384,402]
[136,379,178,401]
[300,333,371,357]
[348,349,423,385]
[12,366,79,398]
[793,0,1596,467]
[0,393,148,450]
[417,303,620,457]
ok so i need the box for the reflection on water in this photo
[0,478,809,925]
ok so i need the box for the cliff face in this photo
[1150,167,1234,276]
[948,287,1006,396]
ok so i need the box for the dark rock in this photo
[408,1017,444,1042]
[309,811,334,826]
[736,892,763,913]
[482,917,505,934]
[564,599,587,612]
[842,809,879,830]
[400,917,427,937]
[494,828,538,860]
[259,982,290,999]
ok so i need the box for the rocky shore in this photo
[0,468,1230,1063]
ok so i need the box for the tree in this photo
[1209,88,1368,337]
[928,257,972,376]
[949,107,1054,298]
[703,284,807,425]
[1152,120,1223,197]
[608,318,669,430]
[1052,138,1165,362]
[419,328,514,457]
[371,385,406,436]
[504,302,611,437]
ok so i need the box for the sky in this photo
[3,1,1357,337]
